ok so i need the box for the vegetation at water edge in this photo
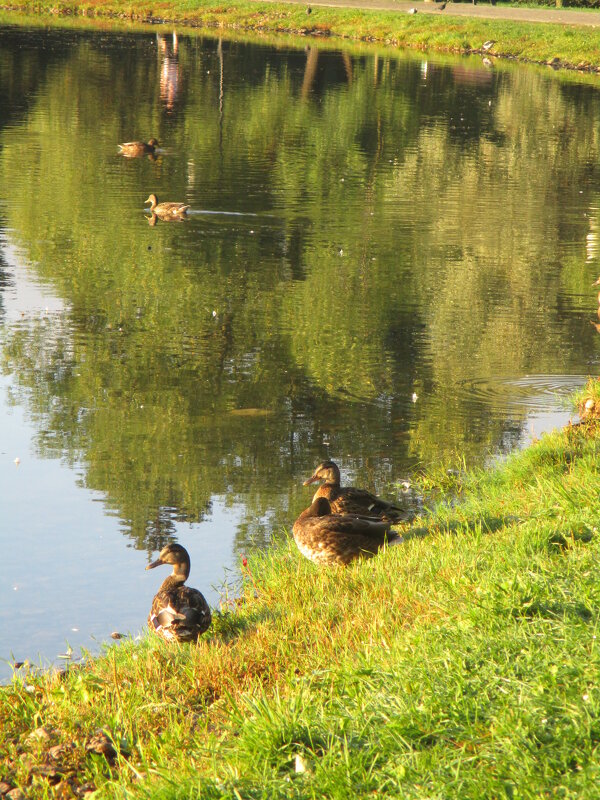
[2,0,600,70]
[2,384,600,797]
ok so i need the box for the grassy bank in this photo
[3,0,600,71]
[3,387,600,798]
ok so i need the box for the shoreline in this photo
[1,1,600,72]
[2,385,600,797]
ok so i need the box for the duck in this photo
[303,460,405,521]
[292,497,401,565]
[146,543,211,642]
[144,194,190,218]
[118,138,160,157]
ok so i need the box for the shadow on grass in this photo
[402,513,520,542]
[211,604,282,643]
[512,598,593,622]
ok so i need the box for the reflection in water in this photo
[158,31,180,113]
[587,215,599,263]
[146,211,188,225]
[0,23,598,675]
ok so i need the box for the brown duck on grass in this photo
[118,138,160,157]
[303,460,405,521]
[293,497,401,566]
[144,194,190,218]
[146,543,211,642]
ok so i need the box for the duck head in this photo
[303,460,341,486]
[146,543,191,581]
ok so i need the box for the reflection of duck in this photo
[146,211,186,226]
[303,460,405,521]
[144,194,190,218]
[293,497,400,565]
[118,138,159,157]
[146,544,211,642]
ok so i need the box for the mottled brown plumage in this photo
[146,544,211,642]
[144,194,190,218]
[118,138,159,157]
[303,460,405,521]
[292,497,401,565]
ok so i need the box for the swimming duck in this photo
[118,138,159,157]
[303,460,405,521]
[292,497,400,565]
[146,543,211,642]
[144,194,190,218]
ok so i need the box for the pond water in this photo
[0,20,599,681]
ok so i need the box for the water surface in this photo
[1,22,598,680]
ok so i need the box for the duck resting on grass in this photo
[118,138,159,157]
[144,193,190,218]
[303,460,405,521]
[293,497,401,565]
[146,543,211,642]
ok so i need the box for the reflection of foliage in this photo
[0,29,599,548]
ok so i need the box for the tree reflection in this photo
[0,27,598,550]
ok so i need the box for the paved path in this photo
[267,0,600,27]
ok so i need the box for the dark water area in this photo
[0,20,598,680]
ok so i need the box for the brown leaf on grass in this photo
[5,790,26,800]
[54,780,77,799]
[47,743,71,761]
[0,783,12,796]
[74,784,96,798]
[26,726,55,744]
[85,730,117,760]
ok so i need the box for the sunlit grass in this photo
[3,392,600,797]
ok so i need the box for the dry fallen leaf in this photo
[6,790,26,800]
[27,726,54,744]
[85,730,117,760]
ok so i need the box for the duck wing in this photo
[327,513,397,540]
[149,585,211,642]
[332,486,405,521]
[156,202,190,216]
[150,604,186,629]
[293,512,399,565]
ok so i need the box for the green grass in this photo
[3,387,600,797]
[3,0,600,71]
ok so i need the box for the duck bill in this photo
[145,558,164,571]
[303,474,320,486]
